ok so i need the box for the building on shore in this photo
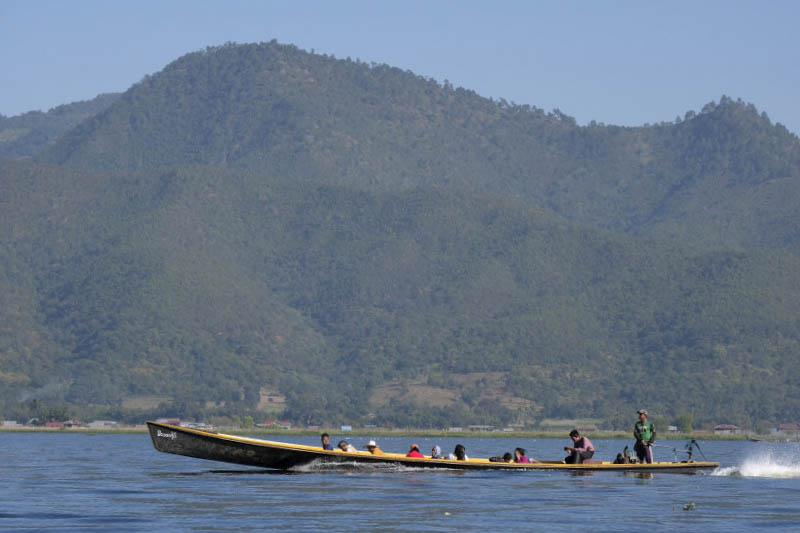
[713,424,741,435]
[772,423,800,435]
[88,420,119,429]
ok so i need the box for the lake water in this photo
[2,433,799,531]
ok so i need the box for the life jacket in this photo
[406,450,424,458]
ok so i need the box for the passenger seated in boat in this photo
[448,444,468,460]
[406,444,424,458]
[564,429,595,464]
[513,447,531,463]
[503,452,513,462]
[364,440,384,455]
[431,445,442,459]
[321,433,333,450]
[337,440,357,452]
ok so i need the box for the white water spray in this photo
[289,458,428,473]
[712,448,800,478]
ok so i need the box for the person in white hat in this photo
[364,440,384,455]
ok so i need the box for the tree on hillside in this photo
[675,413,694,434]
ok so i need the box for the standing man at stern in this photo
[633,409,656,463]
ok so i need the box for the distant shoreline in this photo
[1,426,786,441]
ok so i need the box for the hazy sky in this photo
[2,0,799,133]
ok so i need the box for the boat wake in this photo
[289,459,429,473]
[712,450,800,478]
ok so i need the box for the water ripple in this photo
[2,434,800,531]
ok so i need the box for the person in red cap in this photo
[406,444,424,458]
[633,409,656,463]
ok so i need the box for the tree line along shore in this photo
[0,426,781,441]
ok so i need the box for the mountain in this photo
[3,159,799,428]
[2,41,800,429]
[42,42,800,253]
[0,93,120,160]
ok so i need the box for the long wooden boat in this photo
[147,421,719,473]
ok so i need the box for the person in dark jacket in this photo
[320,433,333,450]
[633,409,656,463]
[448,444,468,460]
[564,429,595,464]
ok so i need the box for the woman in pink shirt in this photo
[514,447,531,463]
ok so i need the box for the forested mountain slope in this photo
[0,93,120,160]
[2,41,799,428]
[2,159,799,427]
[43,42,800,252]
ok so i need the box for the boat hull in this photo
[147,421,719,473]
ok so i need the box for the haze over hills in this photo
[0,93,120,160]
[2,41,800,429]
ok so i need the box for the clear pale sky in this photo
[2,0,799,134]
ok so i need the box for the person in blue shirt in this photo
[320,433,333,450]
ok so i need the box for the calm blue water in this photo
[2,433,799,531]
